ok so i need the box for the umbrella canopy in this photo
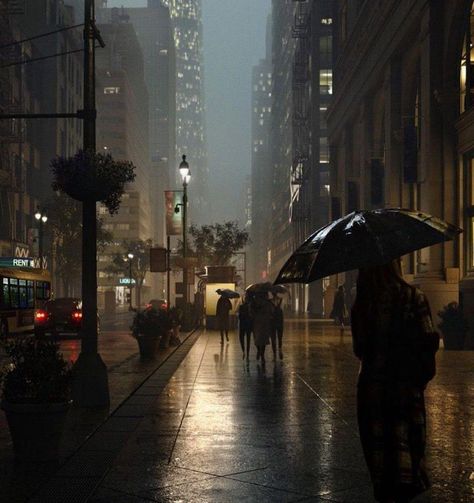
[246,283,288,296]
[246,282,274,294]
[271,284,289,295]
[275,209,462,284]
[216,288,240,299]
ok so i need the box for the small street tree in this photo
[48,192,112,296]
[105,239,153,309]
[184,221,250,268]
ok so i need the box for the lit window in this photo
[104,87,120,94]
[320,70,333,95]
[321,18,333,25]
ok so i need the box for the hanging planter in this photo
[51,150,136,214]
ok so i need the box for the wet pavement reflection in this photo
[91,319,474,502]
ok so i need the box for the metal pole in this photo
[167,235,171,309]
[72,0,109,408]
[129,259,133,310]
[182,180,188,306]
[38,220,43,269]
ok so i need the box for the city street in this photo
[76,318,473,503]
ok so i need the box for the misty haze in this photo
[0,1,472,502]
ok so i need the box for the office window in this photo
[320,70,333,95]
[104,87,120,94]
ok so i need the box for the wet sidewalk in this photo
[78,319,474,502]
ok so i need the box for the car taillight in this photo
[35,310,48,322]
[72,311,83,320]
[145,303,152,310]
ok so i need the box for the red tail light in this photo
[35,310,48,322]
[72,310,83,321]
[145,303,152,310]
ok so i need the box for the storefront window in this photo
[460,2,474,113]
[466,156,474,270]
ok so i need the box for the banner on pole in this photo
[165,190,183,236]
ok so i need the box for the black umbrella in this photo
[274,209,462,284]
[216,288,240,299]
[245,282,273,294]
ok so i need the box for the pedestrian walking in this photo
[330,285,347,329]
[238,297,253,360]
[271,297,284,360]
[351,259,439,503]
[216,294,232,344]
[250,292,274,366]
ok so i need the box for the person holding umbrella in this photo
[271,296,284,360]
[274,208,462,503]
[330,285,348,330]
[216,290,233,344]
[247,284,275,366]
[238,295,253,360]
[352,259,439,502]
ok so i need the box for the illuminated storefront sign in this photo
[0,257,37,268]
[119,278,136,285]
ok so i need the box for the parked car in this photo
[145,299,168,312]
[34,298,83,337]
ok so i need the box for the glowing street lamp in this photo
[179,155,190,305]
[34,207,48,268]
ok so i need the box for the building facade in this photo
[250,51,272,283]
[268,0,333,313]
[0,0,83,295]
[95,18,152,307]
[99,3,177,250]
[161,0,209,224]
[327,0,474,329]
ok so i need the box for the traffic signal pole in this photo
[72,0,110,408]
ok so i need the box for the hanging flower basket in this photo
[51,150,136,214]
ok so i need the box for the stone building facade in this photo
[327,0,474,328]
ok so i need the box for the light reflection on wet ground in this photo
[91,319,474,502]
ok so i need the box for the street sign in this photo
[150,247,167,272]
[119,278,136,285]
[0,257,38,268]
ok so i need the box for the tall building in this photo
[0,0,83,293]
[161,0,209,224]
[98,3,176,249]
[326,0,472,328]
[250,18,272,283]
[268,0,333,314]
[95,16,152,307]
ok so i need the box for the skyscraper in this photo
[160,0,208,223]
[250,16,272,283]
[269,0,333,314]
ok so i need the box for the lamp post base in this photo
[72,352,110,408]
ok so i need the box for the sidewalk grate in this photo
[28,329,202,503]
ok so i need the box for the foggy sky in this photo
[108,0,271,225]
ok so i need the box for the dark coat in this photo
[216,297,232,325]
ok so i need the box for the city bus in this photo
[0,258,51,338]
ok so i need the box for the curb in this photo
[28,328,201,503]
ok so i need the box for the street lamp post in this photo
[72,0,110,408]
[179,155,190,305]
[127,252,134,310]
[34,207,48,269]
